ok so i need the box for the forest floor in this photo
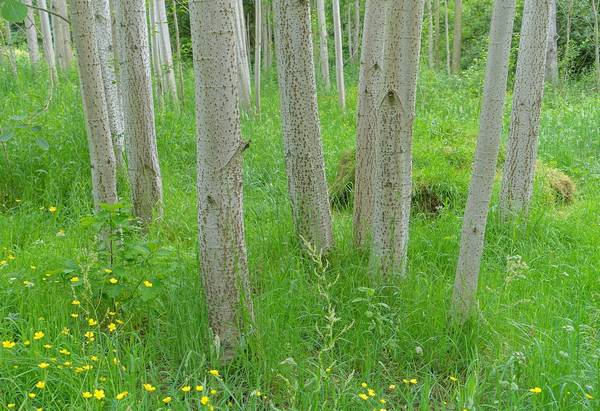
[1,61,599,410]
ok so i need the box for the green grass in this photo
[1,57,599,410]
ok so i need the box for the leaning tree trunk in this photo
[189,0,254,361]
[94,0,125,167]
[53,0,73,70]
[452,0,462,73]
[332,0,346,108]
[273,0,334,252]
[371,0,425,276]
[38,0,58,81]
[255,0,262,114]
[545,0,559,83]
[354,0,386,248]
[68,0,118,209]
[155,0,178,101]
[115,0,164,224]
[452,0,516,321]
[24,0,40,66]
[499,0,549,217]
[316,0,331,88]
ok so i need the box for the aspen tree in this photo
[255,0,262,114]
[592,0,600,89]
[155,0,178,101]
[545,0,559,83]
[38,0,57,81]
[452,0,462,73]
[171,0,184,100]
[316,0,331,88]
[148,0,164,98]
[444,0,451,74]
[332,0,346,108]
[23,0,40,66]
[354,0,361,59]
[115,0,164,223]
[452,0,516,321]
[354,0,386,248]
[371,0,425,276]
[189,0,253,361]
[427,0,434,69]
[94,0,125,166]
[434,0,440,67]
[53,0,73,69]
[500,0,550,216]
[68,0,118,209]
[273,0,334,252]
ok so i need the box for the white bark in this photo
[452,0,462,73]
[371,0,425,276]
[94,0,125,167]
[234,0,251,108]
[434,0,440,67]
[68,0,118,209]
[316,0,331,88]
[354,0,361,59]
[452,0,516,321]
[52,0,73,69]
[273,0,334,252]
[172,0,185,100]
[155,0,178,100]
[189,0,253,361]
[592,0,600,89]
[427,0,434,69]
[347,4,353,58]
[24,0,41,66]
[444,0,451,74]
[332,0,346,108]
[255,0,262,114]
[149,0,164,98]
[499,0,549,216]
[38,0,58,81]
[116,0,164,223]
[354,0,386,248]
[545,0,558,83]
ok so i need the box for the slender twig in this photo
[26,4,69,23]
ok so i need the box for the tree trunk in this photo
[155,0,178,101]
[427,0,434,69]
[332,0,346,108]
[94,0,125,167]
[273,0,334,252]
[347,4,353,59]
[189,0,253,361]
[234,0,251,109]
[592,0,600,90]
[24,0,40,66]
[354,0,386,248]
[444,0,451,74]
[3,23,17,77]
[500,0,549,217]
[316,0,331,88]
[38,0,58,81]
[115,0,164,224]
[545,0,558,83]
[452,0,516,321]
[53,0,73,70]
[148,0,164,99]
[354,0,361,60]
[565,0,573,56]
[434,0,440,67]
[371,0,425,276]
[255,0,262,114]
[68,0,118,209]
[452,0,462,73]
[172,0,185,101]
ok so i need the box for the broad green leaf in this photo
[0,130,14,142]
[36,138,49,151]
[1,0,27,22]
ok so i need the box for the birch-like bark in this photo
[94,0,125,167]
[500,0,550,217]
[155,0,178,101]
[354,0,386,248]
[116,0,164,224]
[565,0,574,56]
[24,0,40,66]
[592,0,600,89]
[371,0,425,276]
[332,0,346,108]
[427,0,434,69]
[434,0,440,67]
[452,0,516,321]
[68,0,118,209]
[255,0,262,114]
[53,0,73,69]
[545,0,558,83]
[316,0,331,88]
[273,0,334,252]
[234,0,251,109]
[444,0,451,74]
[354,0,361,60]
[149,0,164,98]
[347,4,353,58]
[38,0,58,81]
[172,0,185,100]
[189,0,253,361]
[452,0,462,73]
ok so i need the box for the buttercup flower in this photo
[93,389,105,400]
[529,387,542,394]
[116,391,129,400]
[143,383,156,392]
[2,340,16,349]
[82,391,93,399]
[33,331,45,340]
[181,386,191,393]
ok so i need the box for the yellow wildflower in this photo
[108,278,118,284]
[35,381,46,389]
[210,389,217,395]
[82,391,93,399]
[28,393,36,399]
[59,348,70,355]
[24,340,30,346]
[7,404,15,409]
[70,276,79,283]
[38,362,49,369]
[388,384,396,391]
[143,383,156,392]
[70,313,79,318]
[33,331,45,340]
[93,389,105,400]
[116,391,129,400]
[162,397,172,404]
[195,385,204,392]
[358,393,369,400]
[200,396,209,405]
[87,318,98,326]
[43,344,52,349]
[143,280,153,288]
[71,300,81,305]
[2,340,16,349]
[361,382,368,388]
[90,355,98,362]
[48,206,57,213]
[181,386,192,393]
[449,376,458,382]
[410,378,417,384]
[108,323,117,333]
[209,369,220,377]
[104,268,113,274]
[529,387,542,394]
